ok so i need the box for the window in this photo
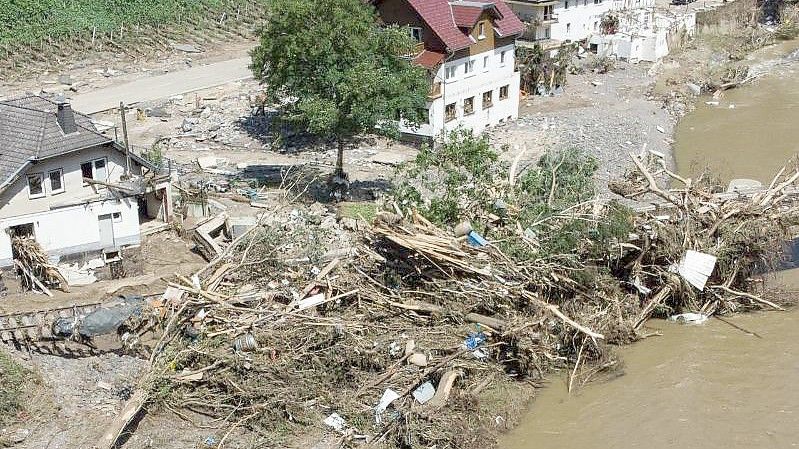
[27,174,44,198]
[483,55,489,69]
[543,5,554,20]
[418,108,430,124]
[410,27,422,42]
[499,85,509,100]
[464,97,474,115]
[112,212,122,223]
[81,158,108,184]
[478,21,486,39]
[464,59,475,74]
[482,91,493,109]
[48,169,64,194]
[545,27,551,39]
[500,50,506,64]
[565,0,569,8]
[445,103,457,122]
[445,66,457,80]
[594,21,599,31]
[594,0,603,3]
[566,23,571,34]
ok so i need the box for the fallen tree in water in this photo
[107,135,799,448]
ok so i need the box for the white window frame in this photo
[27,173,45,199]
[410,26,422,42]
[48,168,65,194]
[445,65,457,81]
[499,85,509,100]
[483,55,489,70]
[500,50,506,65]
[478,22,486,39]
[81,157,108,185]
[112,212,123,223]
[463,96,475,115]
[464,59,475,75]
[445,102,457,122]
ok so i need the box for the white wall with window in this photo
[0,145,143,267]
[400,43,520,138]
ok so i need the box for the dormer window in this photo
[409,26,422,42]
[478,21,486,39]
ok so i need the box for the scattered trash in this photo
[675,250,717,291]
[203,435,217,447]
[412,381,436,404]
[685,82,701,95]
[656,125,666,134]
[197,156,220,170]
[408,353,428,367]
[467,230,488,247]
[375,388,400,423]
[324,413,347,431]
[668,312,709,324]
[464,330,487,350]
[295,293,327,311]
[727,178,763,193]
[233,333,259,352]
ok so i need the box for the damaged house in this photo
[0,95,171,268]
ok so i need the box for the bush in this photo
[392,129,503,225]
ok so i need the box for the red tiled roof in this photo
[402,0,524,52]
[405,0,473,51]
[413,49,446,68]
[492,1,525,37]
[451,5,484,27]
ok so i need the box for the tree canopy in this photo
[250,0,429,177]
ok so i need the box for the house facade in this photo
[374,0,525,138]
[508,0,655,48]
[0,95,170,268]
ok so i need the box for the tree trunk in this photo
[335,137,346,179]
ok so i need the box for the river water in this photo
[501,40,799,449]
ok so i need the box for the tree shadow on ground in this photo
[233,163,393,204]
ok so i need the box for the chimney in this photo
[56,99,77,134]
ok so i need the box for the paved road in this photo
[70,57,252,114]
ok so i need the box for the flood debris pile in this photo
[610,152,799,324]
[11,236,69,295]
[106,135,798,448]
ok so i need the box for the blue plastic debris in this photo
[467,230,488,247]
[464,331,487,350]
[203,436,217,447]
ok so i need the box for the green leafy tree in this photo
[250,0,428,180]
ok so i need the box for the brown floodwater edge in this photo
[501,39,799,449]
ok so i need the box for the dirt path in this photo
[71,57,253,114]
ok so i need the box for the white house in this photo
[507,0,656,47]
[588,8,696,62]
[0,95,171,268]
[375,0,525,138]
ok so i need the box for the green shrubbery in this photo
[391,130,633,266]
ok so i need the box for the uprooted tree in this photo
[249,0,428,185]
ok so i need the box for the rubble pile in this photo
[10,237,69,295]
[99,153,799,448]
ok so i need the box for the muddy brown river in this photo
[502,40,799,449]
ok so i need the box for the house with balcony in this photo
[509,0,615,47]
[0,95,171,268]
[509,0,662,51]
[374,0,525,138]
